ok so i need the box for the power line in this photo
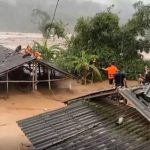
[46,0,60,37]
[51,0,60,26]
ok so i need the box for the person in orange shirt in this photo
[25,45,32,56]
[34,51,41,59]
[102,62,118,85]
[23,45,32,58]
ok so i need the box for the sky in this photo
[0,0,149,32]
[89,0,149,4]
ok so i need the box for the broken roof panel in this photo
[18,98,150,150]
[119,87,150,122]
[0,45,34,75]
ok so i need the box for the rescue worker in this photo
[114,66,127,88]
[102,62,118,85]
[25,45,32,55]
[34,51,41,59]
[23,45,32,58]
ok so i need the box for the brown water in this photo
[0,32,149,59]
[0,32,65,49]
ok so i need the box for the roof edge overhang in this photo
[0,59,35,76]
[36,59,78,79]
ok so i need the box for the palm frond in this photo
[90,65,102,79]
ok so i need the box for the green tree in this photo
[67,1,150,71]
[145,30,150,41]
[31,9,66,39]
[73,51,101,84]
[32,40,62,62]
[119,1,150,59]
[45,20,66,39]
[71,12,120,54]
[57,50,101,84]
[31,9,51,38]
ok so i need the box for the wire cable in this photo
[46,0,60,37]
[51,0,60,26]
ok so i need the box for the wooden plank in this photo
[0,78,68,83]
[48,69,51,91]
[32,62,35,91]
[6,72,8,97]
[34,62,38,90]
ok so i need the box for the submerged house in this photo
[0,45,75,95]
[18,88,150,150]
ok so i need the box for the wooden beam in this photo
[38,64,41,77]
[6,72,8,97]
[0,81,33,83]
[0,78,68,83]
[32,62,35,91]
[34,62,38,90]
[48,69,51,91]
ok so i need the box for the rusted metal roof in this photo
[18,96,150,150]
[0,45,34,75]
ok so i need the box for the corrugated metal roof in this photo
[65,88,116,104]
[0,45,74,79]
[0,45,35,74]
[119,88,150,122]
[37,59,77,79]
[18,97,150,150]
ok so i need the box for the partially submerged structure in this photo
[0,45,75,95]
[18,87,150,150]
[119,85,150,122]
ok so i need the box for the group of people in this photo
[138,65,150,85]
[102,62,127,88]
[15,45,41,59]
[102,62,150,88]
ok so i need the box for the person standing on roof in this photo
[34,51,41,59]
[25,45,32,56]
[102,62,118,85]
[114,65,127,88]
[23,45,32,58]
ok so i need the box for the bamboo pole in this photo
[32,62,35,91]
[0,78,68,83]
[34,62,38,90]
[48,69,51,91]
[6,72,8,97]
[0,81,33,83]
[38,64,41,77]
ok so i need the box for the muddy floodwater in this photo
[0,32,65,49]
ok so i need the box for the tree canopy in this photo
[67,1,150,65]
[31,1,150,82]
[55,1,150,81]
[31,9,66,39]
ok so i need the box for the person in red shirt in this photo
[102,62,118,85]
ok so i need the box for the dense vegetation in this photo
[32,1,150,83]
